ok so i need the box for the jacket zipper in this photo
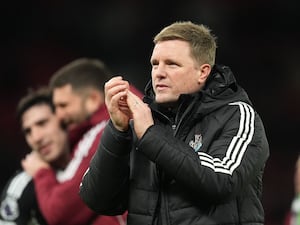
[150,99,196,225]
[174,100,196,137]
[152,164,162,225]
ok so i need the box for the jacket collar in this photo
[68,104,109,149]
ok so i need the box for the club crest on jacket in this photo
[189,134,203,152]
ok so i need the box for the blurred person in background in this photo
[21,59,130,225]
[79,21,270,225]
[6,86,118,225]
[0,87,69,225]
[23,58,142,225]
[284,155,300,225]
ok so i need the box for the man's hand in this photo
[104,76,131,131]
[21,151,50,177]
[126,90,154,139]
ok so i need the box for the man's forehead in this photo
[22,104,53,128]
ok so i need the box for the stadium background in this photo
[0,1,299,224]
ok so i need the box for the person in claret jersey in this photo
[22,58,142,225]
[0,87,68,225]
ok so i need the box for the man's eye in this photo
[168,63,178,67]
[23,129,31,136]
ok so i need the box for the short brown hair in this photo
[49,58,112,93]
[16,86,54,125]
[154,21,217,66]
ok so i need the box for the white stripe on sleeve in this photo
[198,101,255,175]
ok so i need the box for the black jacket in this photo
[79,65,270,225]
[0,170,47,225]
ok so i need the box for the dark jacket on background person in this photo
[33,105,127,225]
[79,65,270,225]
[0,171,47,225]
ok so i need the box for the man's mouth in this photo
[39,144,51,156]
[156,84,168,91]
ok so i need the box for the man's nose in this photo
[153,65,167,78]
[31,128,43,143]
[55,108,66,121]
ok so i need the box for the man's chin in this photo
[67,123,79,131]
[42,155,54,164]
[155,93,179,104]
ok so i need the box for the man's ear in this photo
[86,89,104,112]
[198,63,211,84]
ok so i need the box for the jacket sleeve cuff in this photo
[101,120,133,156]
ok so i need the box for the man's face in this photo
[150,40,203,104]
[52,84,89,130]
[22,104,68,163]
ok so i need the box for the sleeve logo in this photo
[0,196,19,220]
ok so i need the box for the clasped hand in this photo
[104,76,154,139]
[21,151,50,177]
